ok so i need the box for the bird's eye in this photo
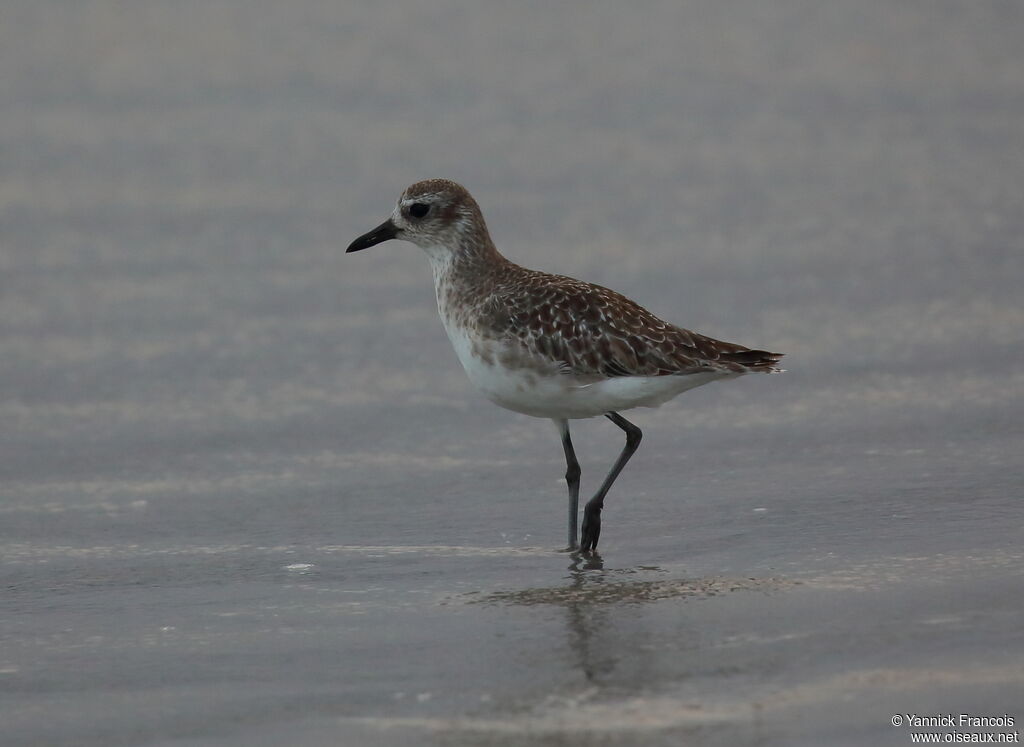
[408,203,430,218]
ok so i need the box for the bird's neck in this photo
[427,233,507,288]
[428,235,511,324]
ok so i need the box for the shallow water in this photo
[3,1,1023,745]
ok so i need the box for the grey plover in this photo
[348,179,783,552]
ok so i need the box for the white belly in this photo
[442,321,731,420]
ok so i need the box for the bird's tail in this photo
[721,349,785,373]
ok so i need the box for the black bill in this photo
[346,218,398,253]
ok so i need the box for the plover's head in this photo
[346,179,491,261]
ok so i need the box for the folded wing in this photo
[490,270,784,379]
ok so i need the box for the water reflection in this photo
[469,557,793,684]
[564,552,611,682]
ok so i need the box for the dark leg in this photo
[580,412,642,553]
[554,418,582,550]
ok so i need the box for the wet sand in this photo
[2,1,1023,745]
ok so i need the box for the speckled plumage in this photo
[347,178,784,551]
[456,263,781,379]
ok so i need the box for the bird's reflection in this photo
[568,550,605,572]
[563,551,614,682]
[467,555,786,686]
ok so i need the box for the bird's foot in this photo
[580,506,601,553]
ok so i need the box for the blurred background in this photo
[2,2,1022,745]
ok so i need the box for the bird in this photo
[347,179,783,553]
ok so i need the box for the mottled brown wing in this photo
[489,270,783,378]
